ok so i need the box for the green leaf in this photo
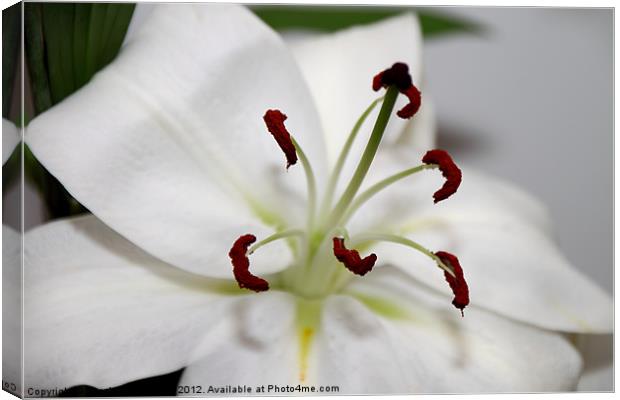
[3,2,21,119]
[250,6,480,38]
[25,3,53,115]
[25,2,135,113]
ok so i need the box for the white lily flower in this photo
[23,4,611,394]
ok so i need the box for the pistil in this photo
[326,86,399,227]
[320,96,384,219]
[228,62,470,314]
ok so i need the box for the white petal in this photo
[3,226,22,395]
[179,291,299,388]
[26,4,323,276]
[288,13,429,165]
[329,267,583,393]
[367,168,612,332]
[3,118,19,164]
[24,215,256,389]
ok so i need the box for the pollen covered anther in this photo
[263,109,298,169]
[422,149,462,203]
[229,234,269,292]
[332,237,377,276]
[435,251,469,316]
[372,62,422,119]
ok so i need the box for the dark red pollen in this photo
[332,237,377,276]
[372,62,422,119]
[422,149,462,203]
[435,251,469,316]
[263,109,298,169]
[229,234,269,292]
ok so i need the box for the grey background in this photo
[423,7,613,294]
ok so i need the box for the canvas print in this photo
[1,2,613,397]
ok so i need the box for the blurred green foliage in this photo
[251,6,480,37]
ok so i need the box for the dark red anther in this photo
[229,234,269,292]
[422,149,462,203]
[263,109,298,169]
[332,237,377,276]
[372,62,422,119]
[435,251,469,316]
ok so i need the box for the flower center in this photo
[227,62,469,315]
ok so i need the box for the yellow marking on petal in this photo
[295,298,322,384]
[298,327,314,383]
[552,302,593,332]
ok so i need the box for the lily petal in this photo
[179,291,298,387]
[329,267,583,393]
[365,166,612,332]
[3,118,19,164]
[24,215,257,389]
[3,226,22,395]
[26,4,323,276]
[288,13,429,165]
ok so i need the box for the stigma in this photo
[372,62,422,119]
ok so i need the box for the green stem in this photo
[351,232,455,277]
[248,229,305,255]
[291,137,318,231]
[326,87,399,227]
[341,164,436,224]
[320,96,384,217]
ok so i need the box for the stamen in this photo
[263,109,298,169]
[349,233,456,278]
[229,234,269,292]
[332,237,377,276]
[372,62,422,119]
[289,136,318,230]
[435,251,469,316]
[247,229,305,255]
[340,164,437,225]
[422,149,462,203]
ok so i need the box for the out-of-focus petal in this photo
[179,291,299,387]
[288,14,428,165]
